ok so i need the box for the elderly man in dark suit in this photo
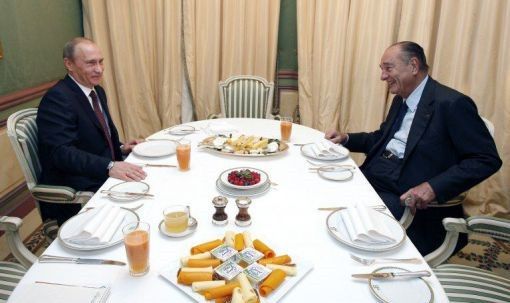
[37,37,147,225]
[326,41,502,255]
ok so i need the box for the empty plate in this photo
[167,124,196,135]
[216,178,271,198]
[133,140,177,158]
[369,266,433,303]
[106,181,150,202]
[316,165,354,181]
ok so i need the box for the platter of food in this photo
[160,231,313,302]
[199,135,288,157]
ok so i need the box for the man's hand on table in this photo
[121,139,144,155]
[109,162,147,181]
[400,182,436,215]
[325,129,348,145]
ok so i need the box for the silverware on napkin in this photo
[39,255,125,266]
[352,270,431,280]
[100,190,154,197]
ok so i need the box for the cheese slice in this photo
[191,280,226,292]
[180,251,212,266]
[180,266,214,273]
[243,231,254,248]
[237,272,257,303]
[225,231,235,248]
[266,264,297,276]
[231,287,245,303]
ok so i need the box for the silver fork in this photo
[350,254,422,265]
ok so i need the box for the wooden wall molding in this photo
[0,80,57,111]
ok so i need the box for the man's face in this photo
[64,42,104,88]
[379,46,417,98]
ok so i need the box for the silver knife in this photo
[39,255,126,266]
[352,270,431,279]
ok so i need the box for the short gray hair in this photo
[63,37,95,60]
[391,41,429,72]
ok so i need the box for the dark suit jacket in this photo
[37,75,123,193]
[346,77,502,202]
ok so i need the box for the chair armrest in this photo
[207,113,222,119]
[467,216,510,242]
[399,207,414,229]
[425,218,468,267]
[0,216,37,269]
[271,114,281,120]
[31,185,92,206]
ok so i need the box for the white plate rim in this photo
[58,207,139,251]
[317,166,354,182]
[132,140,177,158]
[300,143,349,161]
[219,167,269,190]
[106,181,150,202]
[368,266,434,303]
[215,178,271,198]
[158,217,198,238]
[167,124,196,135]
[159,258,314,302]
[326,208,406,252]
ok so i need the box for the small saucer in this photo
[159,216,198,238]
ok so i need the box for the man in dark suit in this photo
[37,37,147,225]
[326,41,502,255]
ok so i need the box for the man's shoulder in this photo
[429,78,470,101]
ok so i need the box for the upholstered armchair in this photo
[426,216,510,302]
[7,108,93,241]
[209,75,279,119]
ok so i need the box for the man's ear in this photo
[63,57,73,72]
[410,57,420,74]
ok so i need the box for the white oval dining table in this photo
[8,118,448,302]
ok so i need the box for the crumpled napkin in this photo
[205,121,239,135]
[339,205,396,244]
[14,282,110,303]
[65,204,126,246]
[311,139,348,159]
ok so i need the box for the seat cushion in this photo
[434,264,510,303]
[0,261,26,302]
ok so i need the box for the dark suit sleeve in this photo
[37,89,111,179]
[427,97,502,202]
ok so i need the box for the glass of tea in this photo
[176,139,191,171]
[163,205,190,233]
[123,221,150,276]
[280,116,293,142]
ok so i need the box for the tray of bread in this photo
[160,231,312,302]
[198,135,288,157]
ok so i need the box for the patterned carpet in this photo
[3,226,510,280]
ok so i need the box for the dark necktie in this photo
[389,100,408,138]
[89,91,115,159]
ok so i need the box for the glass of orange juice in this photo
[176,139,191,171]
[280,116,293,142]
[123,221,150,276]
[163,205,189,233]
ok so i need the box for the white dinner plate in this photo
[316,166,354,181]
[326,208,405,252]
[160,259,313,302]
[167,124,196,135]
[300,143,349,161]
[219,167,269,190]
[369,266,433,303]
[106,181,150,202]
[216,178,271,197]
[58,208,139,251]
[132,140,177,158]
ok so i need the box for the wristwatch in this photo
[107,161,115,171]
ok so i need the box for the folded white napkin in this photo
[206,121,238,135]
[65,204,126,246]
[14,282,110,303]
[339,205,396,244]
[311,139,348,159]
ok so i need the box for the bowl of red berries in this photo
[220,167,268,190]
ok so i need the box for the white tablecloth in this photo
[9,118,448,302]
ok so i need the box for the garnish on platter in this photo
[172,231,302,302]
[199,135,288,156]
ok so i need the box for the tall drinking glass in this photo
[280,117,293,142]
[176,139,191,171]
[123,221,150,276]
